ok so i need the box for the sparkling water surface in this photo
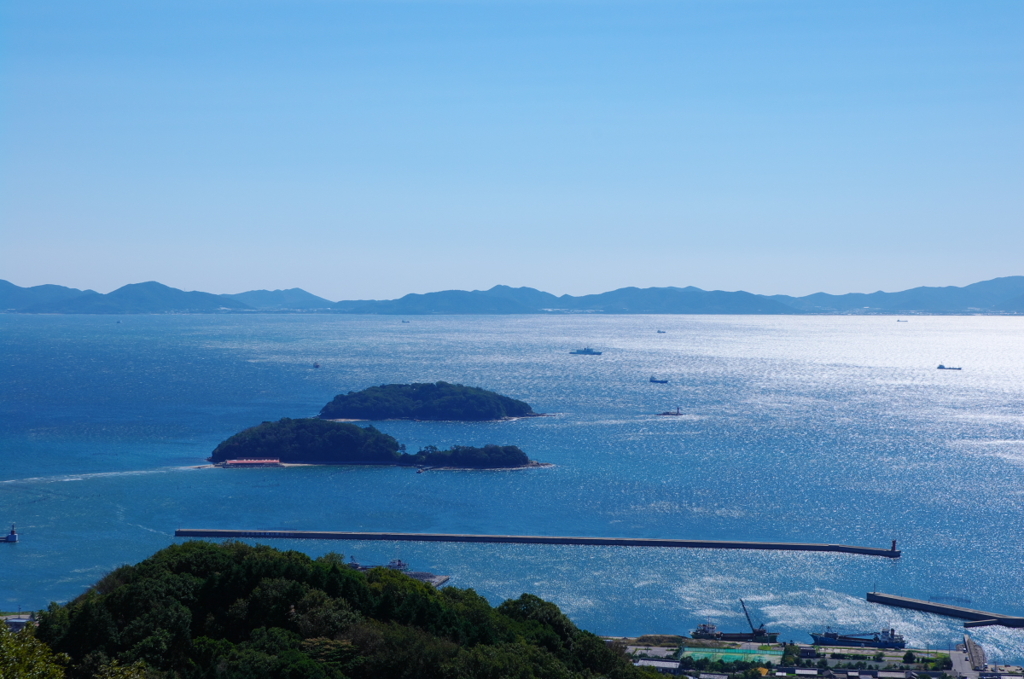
[2,314,1023,660]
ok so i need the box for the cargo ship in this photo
[570,347,602,355]
[810,627,906,649]
[691,600,779,643]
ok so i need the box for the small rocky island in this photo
[209,418,540,469]
[319,381,537,421]
[406,444,532,469]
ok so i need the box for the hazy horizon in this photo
[4,273,1024,302]
[3,1,1022,299]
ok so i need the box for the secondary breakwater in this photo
[867,592,1024,628]
[174,529,901,558]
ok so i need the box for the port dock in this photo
[867,592,1024,628]
[174,529,901,558]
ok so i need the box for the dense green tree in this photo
[211,418,534,468]
[210,419,401,464]
[92,660,150,679]
[319,382,536,421]
[35,541,642,679]
[402,445,531,469]
[0,622,69,679]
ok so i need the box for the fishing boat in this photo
[691,621,721,639]
[690,600,779,643]
[810,627,906,649]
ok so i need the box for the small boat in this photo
[570,347,602,355]
[387,559,409,571]
[650,376,669,384]
[401,320,410,323]
[937,365,962,370]
[897,320,908,322]
[691,621,778,642]
[810,627,906,649]
[657,330,666,333]
[313,363,320,369]
[691,600,779,643]
[5,524,18,543]
[659,407,682,416]
[691,621,721,639]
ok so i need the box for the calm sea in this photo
[2,314,1023,660]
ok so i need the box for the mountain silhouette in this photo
[19,281,250,314]
[3,277,1023,315]
[770,276,1024,313]
[0,280,99,311]
[224,288,334,310]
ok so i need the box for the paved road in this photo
[951,646,979,679]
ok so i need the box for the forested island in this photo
[318,382,536,421]
[28,540,645,679]
[406,444,531,469]
[209,418,402,465]
[209,418,540,469]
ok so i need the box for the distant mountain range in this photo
[2,277,1023,315]
[0,281,333,314]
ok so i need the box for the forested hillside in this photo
[33,541,645,679]
[406,444,532,469]
[209,419,535,468]
[209,418,402,464]
[319,383,536,421]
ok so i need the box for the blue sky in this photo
[2,1,1021,300]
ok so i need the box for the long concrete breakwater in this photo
[866,592,1024,628]
[174,529,901,558]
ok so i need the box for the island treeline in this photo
[210,418,536,469]
[32,540,645,679]
[210,418,402,464]
[319,382,536,421]
[407,444,530,469]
